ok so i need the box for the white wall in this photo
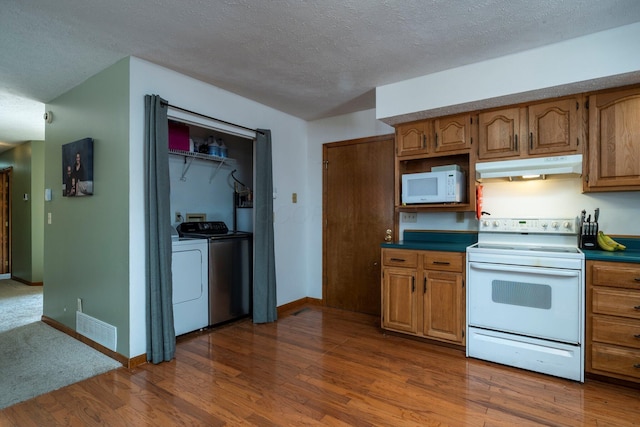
[128,57,309,355]
[306,109,394,298]
[377,22,640,123]
[400,178,640,237]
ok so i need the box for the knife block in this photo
[580,222,598,250]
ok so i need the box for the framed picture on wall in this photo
[62,137,94,197]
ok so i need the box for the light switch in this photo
[47,212,52,224]
[292,193,297,203]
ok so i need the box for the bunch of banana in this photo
[597,231,626,251]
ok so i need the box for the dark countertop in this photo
[382,232,640,262]
[381,231,478,253]
[582,237,640,263]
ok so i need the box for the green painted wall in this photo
[0,141,44,283]
[44,57,131,356]
[30,141,45,282]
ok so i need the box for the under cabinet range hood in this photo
[475,154,583,181]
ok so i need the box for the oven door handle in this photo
[468,262,581,277]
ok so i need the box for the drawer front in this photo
[591,342,640,381]
[592,264,640,290]
[423,252,463,272]
[592,287,640,320]
[592,316,640,349]
[382,249,418,268]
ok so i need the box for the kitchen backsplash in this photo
[401,177,640,236]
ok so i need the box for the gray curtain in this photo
[144,94,176,363]
[253,129,277,323]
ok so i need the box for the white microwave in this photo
[401,170,465,204]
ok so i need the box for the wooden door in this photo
[323,135,394,315]
[0,168,10,274]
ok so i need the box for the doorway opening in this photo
[0,167,11,277]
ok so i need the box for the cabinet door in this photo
[478,107,523,160]
[434,114,473,154]
[382,267,417,333]
[396,121,431,157]
[586,88,640,190]
[528,97,582,156]
[422,270,464,343]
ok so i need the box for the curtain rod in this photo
[161,101,264,135]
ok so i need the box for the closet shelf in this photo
[169,149,236,182]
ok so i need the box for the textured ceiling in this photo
[2,0,640,149]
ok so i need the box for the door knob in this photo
[384,229,393,242]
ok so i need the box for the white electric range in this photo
[466,218,585,382]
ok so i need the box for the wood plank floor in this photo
[1,306,639,426]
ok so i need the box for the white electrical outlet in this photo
[401,212,417,223]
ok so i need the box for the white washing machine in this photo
[171,238,209,336]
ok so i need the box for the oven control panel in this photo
[479,218,577,234]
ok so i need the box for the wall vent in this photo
[76,311,117,352]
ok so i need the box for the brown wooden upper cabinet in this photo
[478,97,583,161]
[585,87,640,191]
[396,121,432,157]
[478,107,524,160]
[434,114,475,155]
[397,114,474,157]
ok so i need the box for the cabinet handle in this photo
[432,261,451,265]
[634,306,640,311]
[423,277,427,294]
[514,134,518,151]
[422,135,426,149]
[634,277,640,282]
[634,364,640,369]
[530,132,533,150]
[412,277,415,293]
[435,133,438,148]
[390,258,405,262]
[634,334,640,339]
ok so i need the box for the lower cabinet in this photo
[381,248,465,346]
[586,260,640,383]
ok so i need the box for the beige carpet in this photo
[0,279,42,333]
[0,280,122,410]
